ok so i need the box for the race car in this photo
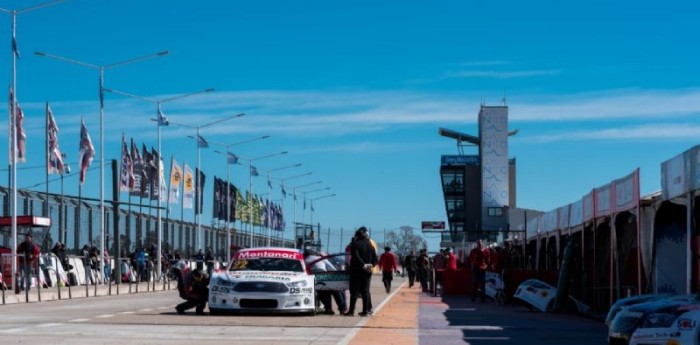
[513,279,590,314]
[608,295,699,345]
[629,303,700,345]
[208,247,316,315]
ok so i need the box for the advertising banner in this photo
[557,204,570,229]
[582,190,595,222]
[614,168,640,212]
[570,200,583,227]
[479,106,509,230]
[595,183,613,217]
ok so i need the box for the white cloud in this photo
[12,88,700,144]
[528,123,700,142]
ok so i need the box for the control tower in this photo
[438,105,517,243]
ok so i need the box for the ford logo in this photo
[255,283,266,289]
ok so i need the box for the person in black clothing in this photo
[344,227,378,317]
[175,267,210,315]
[194,249,205,271]
[205,249,215,277]
[403,250,417,288]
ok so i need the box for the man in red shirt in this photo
[377,246,398,293]
[469,240,490,303]
[446,247,458,270]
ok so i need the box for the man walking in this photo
[403,250,417,288]
[469,239,491,303]
[377,246,398,293]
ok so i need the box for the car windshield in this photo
[229,258,303,272]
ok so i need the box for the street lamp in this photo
[290,180,322,249]
[301,187,331,228]
[260,163,301,246]
[169,113,246,252]
[104,87,214,278]
[2,0,66,298]
[241,151,288,248]
[210,135,270,261]
[271,172,312,246]
[35,49,168,286]
[308,193,336,232]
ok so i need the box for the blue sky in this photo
[2,1,700,252]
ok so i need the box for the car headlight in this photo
[287,280,307,288]
[637,313,677,329]
[216,277,236,287]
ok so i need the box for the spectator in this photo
[17,234,40,291]
[433,249,446,291]
[195,249,205,271]
[403,251,417,288]
[103,249,112,283]
[205,249,215,277]
[51,242,71,272]
[377,246,398,293]
[446,247,457,271]
[343,227,377,317]
[469,239,491,303]
[416,249,430,293]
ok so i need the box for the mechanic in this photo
[175,267,210,315]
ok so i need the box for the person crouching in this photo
[173,263,210,315]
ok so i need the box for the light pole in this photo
[309,193,336,227]
[104,87,214,278]
[260,163,301,246]
[241,151,288,248]
[169,113,246,252]
[301,187,331,230]
[272,172,312,246]
[35,49,168,286]
[308,193,336,248]
[2,0,66,297]
[290,181,322,249]
[210,135,270,261]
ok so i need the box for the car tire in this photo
[209,308,223,316]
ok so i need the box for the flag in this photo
[150,148,160,200]
[78,119,95,185]
[267,178,272,189]
[119,134,133,192]
[303,198,306,210]
[159,155,167,202]
[9,88,26,163]
[130,140,144,196]
[250,165,259,177]
[196,134,208,148]
[157,108,169,126]
[12,33,20,59]
[194,168,206,215]
[227,152,238,164]
[46,104,64,174]
[140,144,151,198]
[212,177,221,219]
[183,163,194,209]
[169,156,183,204]
[228,183,237,222]
[281,185,287,198]
[311,201,315,212]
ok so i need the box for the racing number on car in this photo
[289,287,301,294]
[233,260,248,269]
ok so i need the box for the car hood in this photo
[214,271,308,283]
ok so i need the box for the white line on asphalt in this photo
[139,308,154,312]
[68,319,89,323]
[36,323,63,328]
[118,311,135,315]
[96,314,114,318]
[0,328,27,333]
[337,280,408,345]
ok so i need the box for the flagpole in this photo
[45,102,49,217]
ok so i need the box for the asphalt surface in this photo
[0,274,608,344]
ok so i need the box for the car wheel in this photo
[209,308,223,316]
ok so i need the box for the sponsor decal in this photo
[236,249,303,260]
[665,339,681,345]
[677,318,697,330]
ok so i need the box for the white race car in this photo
[208,247,316,315]
[629,304,700,345]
